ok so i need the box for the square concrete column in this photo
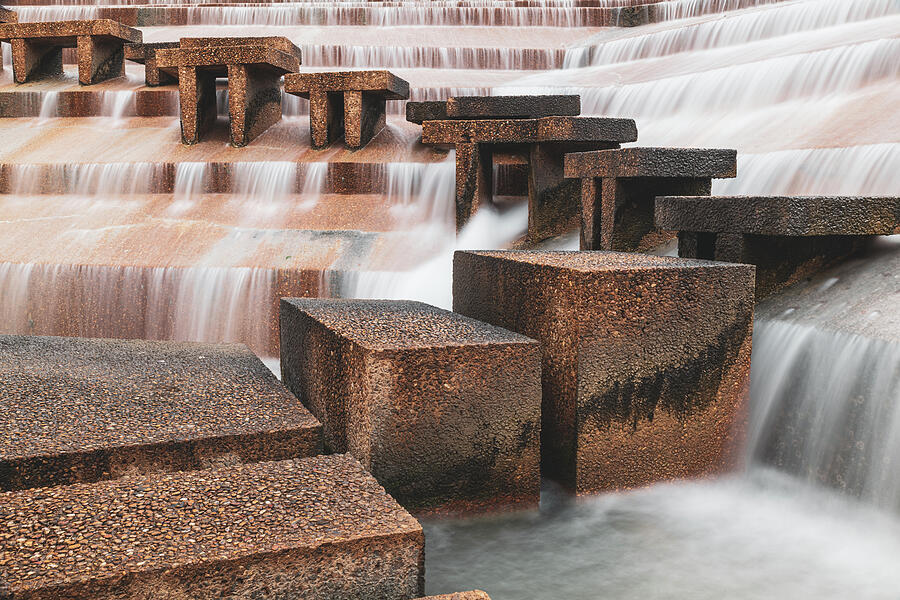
[564,147,737,251]
[455,141,494,227]
[280,298,541,513]
[177,65,217,145]
[308,88,345,148]
[453,250,755,495]
[76,34,125,84]
[227,63,284,147]
[10,37,63,83]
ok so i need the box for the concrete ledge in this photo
[655,195,900,236]
[422,116,637,145]
[285,70,408,99]
[453,250,755,495]
[280,298,541,513]
[564,147,737,179]
[0,455,424,599]
[446,95,580,119]
[0,19,141,42]
[0,334,322,491]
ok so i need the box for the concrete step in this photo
[0,334,322,491]
[0,455,424,599]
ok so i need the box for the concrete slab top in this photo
[421,116,637,145]
[0,19,141,43]
[446,94,580,119]
[655,195,900,236]
[0,334,320,461]
[564,147,737,179]
[0,455,422,594]
[282,298,536,351]
[406,100,450,124]
[456,250,751,273]
[284,70,409,99]
[155,45,300,73]
[180,36,302,61]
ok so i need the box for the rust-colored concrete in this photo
[453,250,755,495]
[564,147,737,251]
[0,455,425,600]
[656,195,900,299]
[0,334,322,491]
[285,70,409,149]
[420,593,491,600]
[420,115,637,239]
[124,40,178,85]
[280,298,541,513]
[0,19,141,85]
[155,37,300,146]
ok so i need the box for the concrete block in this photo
[453,250,755,494]
[280,298,541,513]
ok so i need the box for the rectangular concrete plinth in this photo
[656,195,900,299]
[124,41,179,86]
[0,19,141,85]
[655,195,900,236]
[285,70,410,149]
[421,116,637,241]
[453,250,755,495]
[280,299,541,513]
[447,95,580,119]
[0,455,424,600]
[155,37,300,147]
[0,334,322,491]
[564,147,737,252]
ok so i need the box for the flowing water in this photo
[1,0,900,595]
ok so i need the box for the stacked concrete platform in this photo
[656,195,900,298]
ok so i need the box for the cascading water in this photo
[1,0,899,595]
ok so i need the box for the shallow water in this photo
[424,469,900,599]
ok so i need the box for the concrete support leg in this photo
[579,177,600,250]
[11,38,63,83]
[308,89,344,149]
[343,90,386,149]
[178,66,216,145]
[227,64,282,147]
[76,36,124,85]
[600,177,712,252]
[144,57,176,87]
[527,143,582,243]
[454,142,493,230]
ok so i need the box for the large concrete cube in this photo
[280,298,541,512]
[453,251,755,494]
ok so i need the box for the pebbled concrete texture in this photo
[563,147,737,252]
[446,95,580,119]
[453,250,755,495]
[0,334,322,491]
[657,196,900,299]
[280,298,541,514]
[420,593,491,600]
[0,454,425,600]
[655,195,900,236]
